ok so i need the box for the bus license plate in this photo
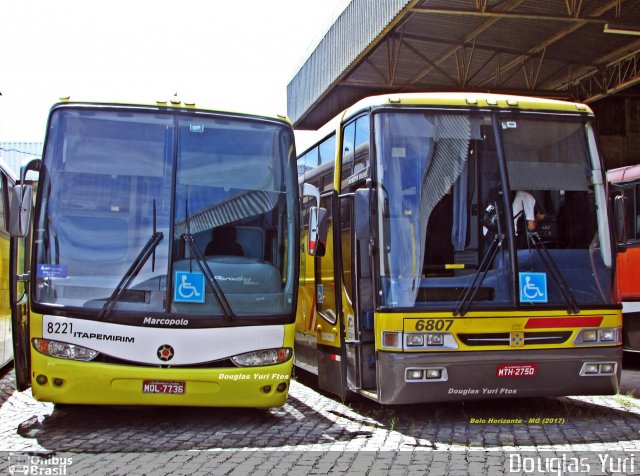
[496,363,537,377]
[142,380,186,394]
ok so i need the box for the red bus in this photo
[608,164,640,352]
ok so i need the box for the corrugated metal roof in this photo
[288,0,640,130]
[287,0,414,129]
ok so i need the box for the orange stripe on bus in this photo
[308,298,316,331]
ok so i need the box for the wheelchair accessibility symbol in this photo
[519,272,547,303]
[174,271,205,303]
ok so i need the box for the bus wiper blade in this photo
[454,232,503,317]
[100,230,164,320]
[101,200,162,320]
[181,233,235,320]
[528,233,580,314]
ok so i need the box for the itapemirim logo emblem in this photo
[157,344,175,361]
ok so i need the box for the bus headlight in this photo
[405,334,445,347]
[406,369,423,380]
[406,334,424,347]
[405,367,448,382]
[403,332,456,349]
[574,328,619,345]
[231,348,292,367]
[598,329,615,342]
[33,338,98,361]
[582,363,599,374]
[599,363,616,374]
[426,333,444,346]
[425,369,443,379]
[580,361,617,376]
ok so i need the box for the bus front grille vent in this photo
[458,331,572,346]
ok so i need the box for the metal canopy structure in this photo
[288,0,640,130]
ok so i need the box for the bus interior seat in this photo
[199,226,265,261]
[205,226,244,256]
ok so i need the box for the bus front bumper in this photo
[30,351,293,407]
[377,347,621,405]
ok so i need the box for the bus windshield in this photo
[34,107,297,321]
[374,111,612,311]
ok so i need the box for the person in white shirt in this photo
[512,190,545,235]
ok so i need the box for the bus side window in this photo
[298,148,318,177]
[354,115,370,172]
[341,121,355,190]
[341,115,370,193]
[319,135,335,166]
[624,187,635,242]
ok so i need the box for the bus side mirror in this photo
[9,185,33,238]
[614,194,627,252]
[354,188,371,241]
[308,206,328,257]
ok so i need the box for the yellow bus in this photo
[0,157,17,369]
[10,98,299,407]
[296,92,623,404]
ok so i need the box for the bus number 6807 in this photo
[414,319,454,331]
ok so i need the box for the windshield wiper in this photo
[454,231,504,317]
[100,202,163,320]
[527,233,580,314]
[180,202,235,320]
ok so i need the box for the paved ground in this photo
[0,360,639,475]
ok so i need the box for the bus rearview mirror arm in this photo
[613,194,627,252]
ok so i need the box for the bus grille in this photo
[95,355,237,368]
[458,331,572,346]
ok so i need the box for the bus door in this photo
[313,190,349,400]
[9,176,36,391]
[10,236,30,390]
[341,192,377,395]
[339,114,376,397]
